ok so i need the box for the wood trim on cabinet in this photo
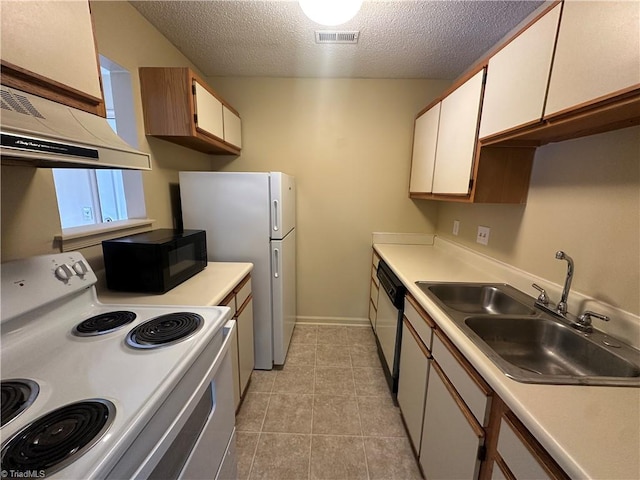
[431,359,485,439]
[369,298,377,313]
[502,411,571,480]
[434,329,492,396]
[403,316,431,358]
[233,274,252,293]
[237,293,253,316]
[493,455,517,480]
[406,294,436,329]
[220,291,235,308]
[479,394,507,480]
[1,60,105,116]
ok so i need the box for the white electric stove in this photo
[0,252,236,479]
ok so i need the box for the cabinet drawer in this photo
[497,416,551,480]
[370,278,379,305]
[369,300,377,325]
[372,252,380,270]
[432,331,491,425]
[404,295,434,350]
[235,275,252,312]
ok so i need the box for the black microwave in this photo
[102,229,207,293]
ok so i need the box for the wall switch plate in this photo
[477,225,490,245]
[453,220,460,236]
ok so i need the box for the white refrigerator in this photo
[179,171,296,369]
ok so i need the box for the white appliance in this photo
[0,252,236,479]
[179,171,296,369]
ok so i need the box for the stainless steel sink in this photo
[465,316,640,384]
[416,281,640,386]
[419,283,536,315]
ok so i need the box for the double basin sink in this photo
[416,282,640,387]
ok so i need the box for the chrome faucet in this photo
[555,251,574,315]
[532,250,611,332]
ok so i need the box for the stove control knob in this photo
[54,264,74,282]
[72,260,88,277]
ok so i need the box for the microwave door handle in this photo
[273,199,279,232]
[273,248,280,278]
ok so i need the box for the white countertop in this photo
[374,239,640,480]
[97,262,253,307]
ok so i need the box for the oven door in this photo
[108,320,237,480]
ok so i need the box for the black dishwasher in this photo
[375,260,406,396]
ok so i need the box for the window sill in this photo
[54,219,155,252]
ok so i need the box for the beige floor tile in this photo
[247,370,277,394]
[310,435,368,480]
[364,436,422,480]
[262,394,313,434]
[291,324,318,344]
[346,326,376,346]
[236,431,259,480]
[353,367,391,397]
[349,344,382,368]
[286,343,317,366]
[357,396,407,437]
[236,393,270,432]
[273,365,315,394]
[314,366,356,396]
[312,395,361,435]
[250,433,311,480]
[317,325,349,345]
[316,343,351,367]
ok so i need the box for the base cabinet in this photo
[220,274,254,410]
[368,251,380,329]
[420,361,484,479]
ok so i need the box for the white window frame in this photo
[53,55,153,252]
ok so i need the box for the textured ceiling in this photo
[130,0,546,79]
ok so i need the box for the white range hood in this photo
[0,86,150,170]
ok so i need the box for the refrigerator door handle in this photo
[273,200,279,232]
[273,248,280,278]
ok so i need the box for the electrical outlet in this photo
[476,226,490,245]
[453,220,460,236]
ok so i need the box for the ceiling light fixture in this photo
[299,0,363,27]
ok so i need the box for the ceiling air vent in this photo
[315,30,359,44]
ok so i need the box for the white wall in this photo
[207,77,449,323]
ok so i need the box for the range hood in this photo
[0,86,151,170]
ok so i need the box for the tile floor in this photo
[235,324,423,480]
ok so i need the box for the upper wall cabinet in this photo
[409,102,441,194]
[479,4,561,139]
[545,0,640,118]
[0,0,105,116]
[432,69,485,195]
[139,67,242,155]
[409,68,535,204]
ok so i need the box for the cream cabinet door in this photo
[419,362,483,479]
[397,319,429,453]
[237,298,254,395]
[545,0,640,117]
[432,69,485,195]
[479,4,561,138]
[409,103,441,194]
[194,81,224,140]
[497,417,552,480]
[0,1,102,100]
[223,106,242,148]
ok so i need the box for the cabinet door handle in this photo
[273,199,279,232]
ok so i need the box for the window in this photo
[52,56,149,237]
